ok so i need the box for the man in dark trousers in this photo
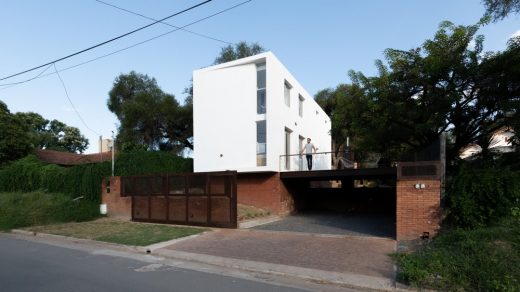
[301,138,317,170]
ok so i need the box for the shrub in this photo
[0,191,100,231]
[394,220,520,291]
[446,162,520,228]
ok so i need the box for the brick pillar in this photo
[396,179,441,241]
[101,176,132,220]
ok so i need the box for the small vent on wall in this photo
[398,161,441,180]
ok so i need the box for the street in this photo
[0,234,326,292]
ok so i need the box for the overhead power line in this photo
[0,0,252,89]
[53,63,101,136]
[95,0,233,45]
[0,0,212,81]
[0,64,53,87]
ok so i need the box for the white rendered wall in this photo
[193,52,331,172]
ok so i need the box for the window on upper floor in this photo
[284,81,291,107]
[298,95,304,117]
[257,63,266,114]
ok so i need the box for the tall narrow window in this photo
[284,128,292,170]
[299,135,305,171]
[284,81,291,107]
[298,95,304,117]
[257,63,266,114]
[256,121,266,166]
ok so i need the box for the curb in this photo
[140,230,214,252]
[10,229,141,253]
[152,248,401,291]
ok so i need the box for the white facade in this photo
[193,52,331,172]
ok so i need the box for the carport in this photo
[254,168,398,238]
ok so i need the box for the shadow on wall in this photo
[290,185,396,216]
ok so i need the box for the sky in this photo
[1,0,519,153]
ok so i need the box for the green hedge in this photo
[0,191,101,231]
[0,151,193,203]
[446,161,520,229]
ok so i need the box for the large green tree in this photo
[324,21,519,165]
[0,102,89,165]
[15,112,89,153]
[0,102,32,165]
[107,71,191,152]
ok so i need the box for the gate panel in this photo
[168,196,186,222]
[150,196,167,220]
[122,171,237,228]
[132,196,149,219]
[188,197,208,223]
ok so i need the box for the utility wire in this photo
[95,0,233,45]
[0,0,212,81]
[0,0,252,90]
[0,64,53,87]
[53,63,101,136]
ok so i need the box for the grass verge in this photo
[394,218,520,291]
[24,218,207,246]
[0,191,100,231]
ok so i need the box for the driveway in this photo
[253,211,395,238]
[164,229,396,280]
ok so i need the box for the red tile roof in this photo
[36,149,112,166]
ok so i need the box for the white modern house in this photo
[193,52,331,173]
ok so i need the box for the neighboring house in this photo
[193,52,331,172]
[36,149,112,166]
[459,127,516,159]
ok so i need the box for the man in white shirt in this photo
[301,138,317,170]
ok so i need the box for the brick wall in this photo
[101,176,132,220]
[237,172,294,216]
[396,179,441,241]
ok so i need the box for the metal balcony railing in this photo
[278,151,385,172]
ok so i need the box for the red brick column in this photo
[396,179,441,241]
[237,172,294,216]
[101,176,132,220]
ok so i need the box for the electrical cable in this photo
[0,0,212,81]
[0,64,53,87]
[95,0,234,45]
[0,0,252,90]
[53,63,102,136]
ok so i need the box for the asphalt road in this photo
[0,234,310,292]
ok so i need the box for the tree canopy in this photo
[482,0,520,21]
[107,71,192,153]
[0,101,89,165]
[213,41,265,65]
[318,21,519,166]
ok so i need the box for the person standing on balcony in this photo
[301,138,317,170]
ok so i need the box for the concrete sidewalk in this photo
[156,229,399,291]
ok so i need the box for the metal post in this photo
[111,131,115,177]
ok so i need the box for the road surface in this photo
[0,233,348,292]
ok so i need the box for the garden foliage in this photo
[0,151,193,203]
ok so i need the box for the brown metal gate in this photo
[121,171,237,228]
